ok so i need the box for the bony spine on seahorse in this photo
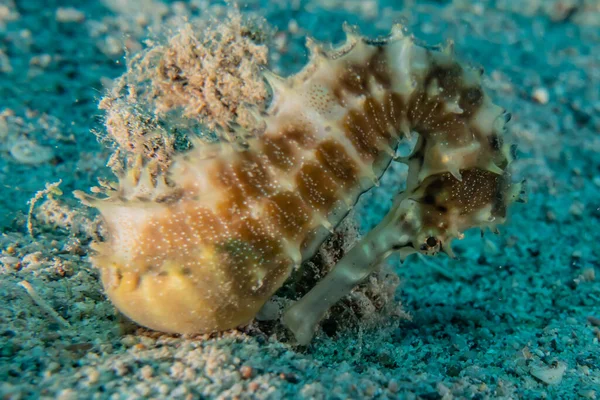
[76,23,523,344]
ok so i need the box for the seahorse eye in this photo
[425,236,438,248]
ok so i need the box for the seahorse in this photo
[76,24,522,344]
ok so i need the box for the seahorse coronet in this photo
[79,24,520,338]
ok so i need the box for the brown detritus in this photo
[27,180,63,237]
[137,13,270,133]
[0,109,63,166]
[279,216,361,300]
[18,280,71,330]
[98,7,272,173]
[98,97,175,174]
[256,214,405,340]
[34,192,103,240]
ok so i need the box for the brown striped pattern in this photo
[207,48,495,271]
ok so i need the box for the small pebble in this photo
[473,3,484,15]
[57,389,77,400]
[532,87,549,104]
[140,365,154,380]
[0,256,19,266]
[280,372,299,383]
[120,335,137,347]
[46,361,60,373]
[288,19,299,34]
[587,316,600,327]
[581,268,595,282]
[86,368,100,384]
[30,54,52,68]
[529,361,567,385]
[240,365,253,379]
[437,382,451,396]
[578,389,597,399]
[546,210,557,222]
[9,139,54,165]
[533,348,545,358]
[55,7,85,23]
[569,202,584,217]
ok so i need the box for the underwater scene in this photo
[1,0,599,398]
